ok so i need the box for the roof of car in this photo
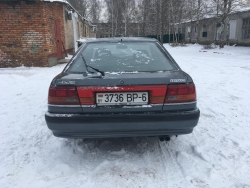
[85,37,158,43]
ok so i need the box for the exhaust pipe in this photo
[159,136,165,142]
[164,136,170,141]
[159,136,171,142]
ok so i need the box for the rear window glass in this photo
[66,42,176,73]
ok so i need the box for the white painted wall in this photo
[229,20,237,40]
[72,12,78,52]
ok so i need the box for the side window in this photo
[202,32,208,37]
[242,18,250,39]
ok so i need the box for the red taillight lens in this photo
[76,87,95,105]
[165,84,196,103]
[149,86,167,104]
[48,86,80,105]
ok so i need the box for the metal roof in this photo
[42,0,95,27]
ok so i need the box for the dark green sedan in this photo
[45,37,200,140]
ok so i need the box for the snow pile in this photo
[77,37,96,43]
[232,5,250,13]
[0,44,250,188]
[65,54,73,60]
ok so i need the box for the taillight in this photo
[48,86,80,105]
[77,87,95,105]
[149,87,167,104]
[165,83,196,103]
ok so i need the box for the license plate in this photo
[96,92,148,106]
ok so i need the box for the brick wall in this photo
[0,1,46,67]
[43,2,66,62]
[0,1,66,67]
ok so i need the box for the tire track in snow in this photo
[158,140,193,188]
[57,137,169,188]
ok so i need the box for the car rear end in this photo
[45,38,200,138]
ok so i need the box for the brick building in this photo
[0,0,96,67]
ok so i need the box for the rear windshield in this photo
[66,42,176,73]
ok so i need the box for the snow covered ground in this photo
[0,44,250,188]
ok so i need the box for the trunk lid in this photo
[55,71,188,113]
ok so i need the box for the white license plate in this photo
[96,92,148,106]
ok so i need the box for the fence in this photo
[142,34,184,43]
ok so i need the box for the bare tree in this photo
[89,0,101,23]
[124,0,136,36]
[69,0,249,45]
[184,0,196,43]
[67,0,90,18]
[210,0,248,48]
[100,0,186,43]
[183,0,208,43]
[104,0,137,36]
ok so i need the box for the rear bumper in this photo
[45,109,200,138]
